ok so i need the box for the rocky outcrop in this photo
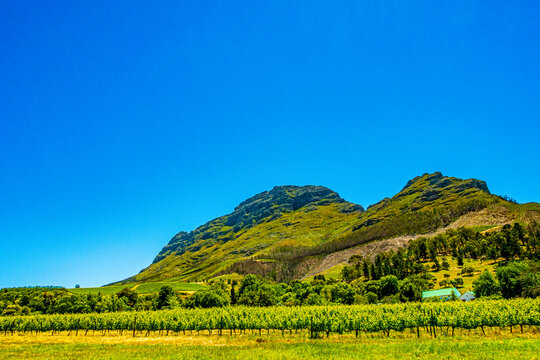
[402,172,444,190]
[226,185,347,229]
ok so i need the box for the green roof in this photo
[422,288,461,299]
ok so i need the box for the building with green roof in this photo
[422,288,461,301]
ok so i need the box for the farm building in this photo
[459,291,476,301]
[422,288,461,301]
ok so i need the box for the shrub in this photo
[452,277,464,287]
[365,292,378,304]
[305,293,324,306]
[441,259,450,271]
[461,266,475,276]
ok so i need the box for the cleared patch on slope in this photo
[302,203,540,278]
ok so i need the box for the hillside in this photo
[280,173,540,279]
[117,173,540,285]
[355,172,492,229]
[120,186,363,283]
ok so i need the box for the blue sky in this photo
[1,1,539,287]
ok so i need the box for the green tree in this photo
[496,262,529,298]
[116,288,138,307]
[238,274,263,296]
[305,293,324,305]
[452,277,464,288]
[456,251,464,267]
[230,279,238,305]
[349,254,363,266]
[398,278,422,302]
[157,285,178,309]
[379,275,399,298]
[473,270,500,297]
[461,266,475,276]
[237,287,277,306]
[362,259,371,279]
[441,259,450,271]
[501,224,521,260]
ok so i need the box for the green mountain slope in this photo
[118,173,540,285]
[356,172,492,229]
[270,173,540,280]
[269,172,499,260]
[126,186,363,283]
[352,171,540,239]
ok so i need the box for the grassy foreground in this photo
[0,331,538,359]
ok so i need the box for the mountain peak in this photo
[359,173,492,229]
[402,172,444,190]
[226,185,348,231]
[235,185,345,212]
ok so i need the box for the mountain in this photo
[117,173,540,284]
[123,185,363,283]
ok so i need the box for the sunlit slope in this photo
[294,174,540,279]
[127,186,363,283]
[301,204,540,282]
[246,173,539,279]
[348,172,540,243]
[292,172,508,258]
[118,173,540,284]
[356,172,494,228]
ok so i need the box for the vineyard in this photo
[1,299,539,339]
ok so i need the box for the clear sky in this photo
[1,1,539,288]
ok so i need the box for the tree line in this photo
[2,222,538,316]
[340,222,540,301]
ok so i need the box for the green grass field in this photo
[132,281,207,293]
[469,225,500,232]
[68,286,128,295]
[68,281,207,296]
[0,331,538,359]
[425,257,496,292]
